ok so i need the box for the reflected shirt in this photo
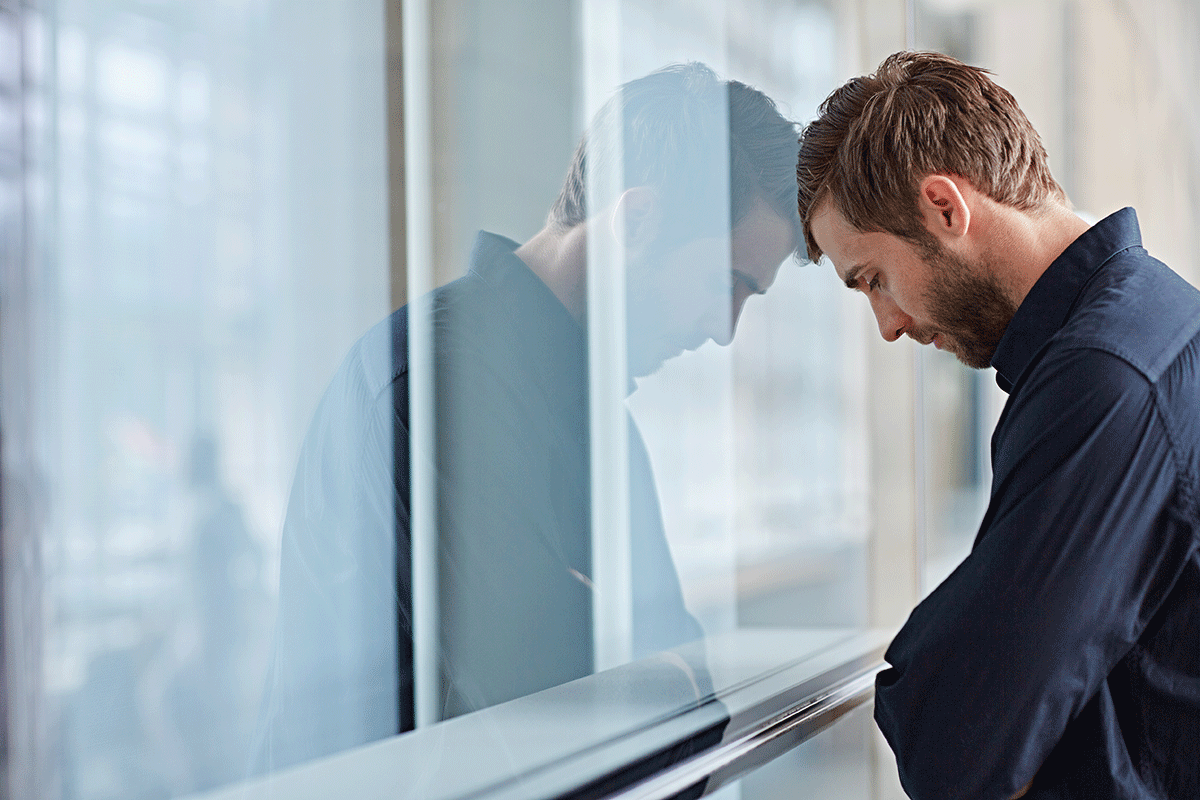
[257,232,702,771]
[875,208,1200,800]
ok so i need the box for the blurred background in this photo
[2,0,1200,798]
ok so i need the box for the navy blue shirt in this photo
[257,232,703,771]
[876,208,1200,799]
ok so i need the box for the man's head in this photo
[810,191,1016,368]
[798,51,1064,261]
[550,63,803,377]
[799,51,1066,368]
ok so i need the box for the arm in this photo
[432,347,596,715]
[875,348,1188,800]
[435,357,703,714]
[255,328,409,771]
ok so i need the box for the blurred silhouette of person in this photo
[256,63,803,772]
[163,434,265,790]
[187,435,262,661]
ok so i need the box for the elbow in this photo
[874,676,1025,800]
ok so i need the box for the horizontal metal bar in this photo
[599,663,883,800]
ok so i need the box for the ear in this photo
[611,187,661,258]
[917,175,970,243]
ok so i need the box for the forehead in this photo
[810,200,858,263]
[731,201,798,277]
[810,200,902,279]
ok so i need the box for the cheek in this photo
[671,289,720,331]
[865,289,889,322]
[626,277,699,340]
[881,276,923,317]
[669,276,725,320]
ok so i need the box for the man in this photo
[798,51,1200,799]
[255,63,802,771]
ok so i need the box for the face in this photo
[625,200,797,378]
[809,201,1015,369]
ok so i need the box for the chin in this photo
[951,343,997,370]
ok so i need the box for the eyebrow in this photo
[732,269,767,295]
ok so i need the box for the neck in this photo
[981,199,1092,308]
[514,221,589,324]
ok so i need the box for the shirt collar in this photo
[467,230,583,341]
[467,230,644,397]
[464,230,593,393]
[991,207,1142,393]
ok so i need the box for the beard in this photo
[915,243,1018,370]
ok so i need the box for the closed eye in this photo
[731,269,765,296]
[843,264,876,293]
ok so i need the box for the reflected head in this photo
[797,51,1065,262]
[549,62,802,255]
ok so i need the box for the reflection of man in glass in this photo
[256,63,802,771]
[801,52,1200,799]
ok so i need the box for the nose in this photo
[869,291,912,343]
[708,287,752,347]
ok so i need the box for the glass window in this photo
[4,1,901,798]
[10,1,390,795]
[15,0,1199,797]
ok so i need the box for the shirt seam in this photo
[1042,343,1191,522]
[1052,338,1156,384]
[1055,243,1142,331]
[1054,342,1194,527]
[1149,371,1199,530]
[1149,381,1195,525]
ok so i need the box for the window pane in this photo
[5,0,934,798]
[17,1,389,795]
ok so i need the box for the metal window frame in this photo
[182,629,889,800]
[1,3,45,799]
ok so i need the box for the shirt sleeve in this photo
[875,346,1188,800]
[433,350,597,716]
[255,346,407,772]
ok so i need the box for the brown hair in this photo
[797,51,1065,261]
[550,63,802,253]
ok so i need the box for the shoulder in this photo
[1056,249,1200,383]
[994,345,1160,485]
[329,274,488,404]
[325,306,410,408]
[1004,344,1156,435]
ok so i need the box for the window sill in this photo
[192,628,889,800]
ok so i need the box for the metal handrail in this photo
[599,663,884,800]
